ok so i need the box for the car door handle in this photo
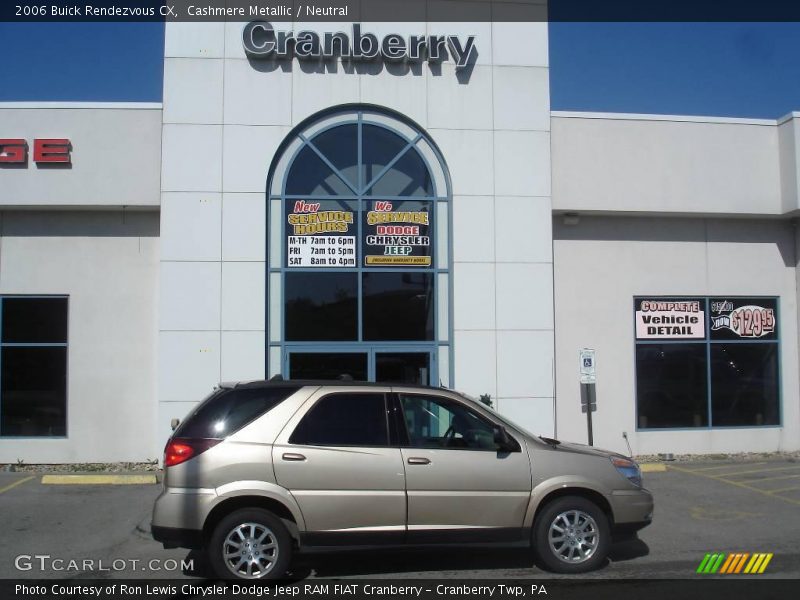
[282,453,307,461]
[407,457,431,465]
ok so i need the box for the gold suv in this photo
[152,380,653,579]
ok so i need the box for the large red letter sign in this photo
[0,139,27,163]
[33,139,71,164]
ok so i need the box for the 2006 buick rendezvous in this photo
[152,380,653,579]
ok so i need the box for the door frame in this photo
[284,344,437,385]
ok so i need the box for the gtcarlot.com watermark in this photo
[15,554,193,573]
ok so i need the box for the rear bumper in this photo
[151,525,203,550]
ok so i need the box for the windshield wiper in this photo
[539,436,561,447]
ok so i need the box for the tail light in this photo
[164,438,221,467]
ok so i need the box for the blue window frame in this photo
[266,107,453,385]
[634,296,781,430]
[0,295,68,437]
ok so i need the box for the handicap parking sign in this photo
[579,349,596,384]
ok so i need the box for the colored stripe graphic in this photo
[698,553,773,574]
[705,553,725,573]
[718,553,735,573]
[734,553,750,573]
[712,553,726,573]
[697,554,713,573]
[758,553,773,573]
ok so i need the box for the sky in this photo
[1,22,800,119]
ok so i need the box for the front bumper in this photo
[610,487,654,535]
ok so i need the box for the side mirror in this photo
[493,426,516,452]
[170,418,180,431]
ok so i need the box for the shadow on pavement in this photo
[181,537,650,579]
[608,538,650,562]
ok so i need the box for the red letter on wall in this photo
[33,138,71,163]
[0,139,27,163]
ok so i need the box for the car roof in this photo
[220,378,449,393]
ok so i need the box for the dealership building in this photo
[0,19,798,463]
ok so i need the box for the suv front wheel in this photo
[533,496,610,573]
[208,508,292,580]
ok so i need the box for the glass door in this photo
[288,351,368,381]
[375,352,430,385]
[285,347,434,384]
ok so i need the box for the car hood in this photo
[537,437,630,461]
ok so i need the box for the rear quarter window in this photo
[175,386,300,439]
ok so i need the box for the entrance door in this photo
[288,351,368,381]
[286,348,434,384]
[375,351,430,385]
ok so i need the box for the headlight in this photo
[611,456,642,487]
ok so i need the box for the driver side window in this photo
[399,394,497,451]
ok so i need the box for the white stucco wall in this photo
[157,19,555,444]
[552,112,788,216]
[552,215,799,455]
[0,210,160,463]
[0,104,162,209]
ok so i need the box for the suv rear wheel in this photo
[208,508,292,580]
[533,496,610,573]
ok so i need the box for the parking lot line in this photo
[41,474,157,485]
[688,462,768,472]
[766,485,800,495]
[740,473,800,484]
[667,464,800,507]
[0,475,35,494]
[720,465,800,478]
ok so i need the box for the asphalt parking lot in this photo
[1,458,798,580]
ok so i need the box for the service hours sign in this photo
[285,200,356,268]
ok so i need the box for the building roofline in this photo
[551,110,780,127]
[0,102,162,110]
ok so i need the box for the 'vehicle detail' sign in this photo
[243,21,477,70]
[634,297,778,341]
[635,299,705,340]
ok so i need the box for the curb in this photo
[41,474,157,485]
[640,463,668,473]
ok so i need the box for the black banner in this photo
[3,579,800,600]
[7,1,800,22]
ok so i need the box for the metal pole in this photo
[581,383,595,446]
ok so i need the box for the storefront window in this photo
[0,296,68,437]
[363,272,434,341]
[634,297,780,429]
[284,272,358,341]
[267,107,451,385]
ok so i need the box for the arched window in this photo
[266,107,452,386]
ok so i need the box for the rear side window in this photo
[175,386,300,439]
[289,393,388,447]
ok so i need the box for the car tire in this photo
[533,496,611,573]
[208,508,292,580]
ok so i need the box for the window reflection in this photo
[285,273,358,341]
[363,272,434,341]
